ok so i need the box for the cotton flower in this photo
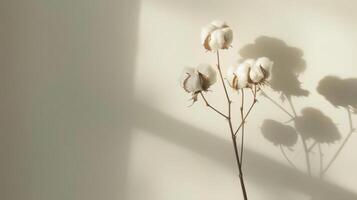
[226,60,252,90]
[236,60,253,89]
[179,67,202,93]
[249,57,273,83]
[201,20,233,51]
[197,63,217,90]
[180,64,217,102]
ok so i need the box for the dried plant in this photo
[179,20,274,200]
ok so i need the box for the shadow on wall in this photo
[4,2,356,199]
[239,36,309,99]
[134,101,357,200]
[127,35,357,199]
[240,36,357,199]
[317,76,357,113]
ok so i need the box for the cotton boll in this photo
[235,62,251,89]
[209,30,226,51]
[179,67,202,93]
[179,67,195,88]
[201,24,217,50]
[226,64,238,90]
[256,57,274,80]
[201,20,233,51]
[240,59,258,85]
[249,66,265,83]
[249,61,265,83]
[249,57,274,83]
[197,63,217,89]
[184,72,202,93]
[256,57,274,71]
[221,27,233,48]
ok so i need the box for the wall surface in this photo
[1,0,357,200]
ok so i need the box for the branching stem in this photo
[215,50,248,200]
[287,97,312,176]
[323,108,355,174]
[234,85,257,136]
[240,89,245,164]
[199,92,228,119]
[280,144,297,170]
[260,89,295,120]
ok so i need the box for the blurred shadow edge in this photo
[133,102,357,200]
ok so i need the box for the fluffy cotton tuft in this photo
[226,57,274,91]
[249,65,265,83]
[235,61,251,89]
[201,20,233,51]
[226,60,254,90]
[179,67,202,93]
[201,24,217,47]
[256,57,274,71]
[179,64,217,94]
[249,57,273,83]
[197,63,217,88]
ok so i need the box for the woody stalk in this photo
[179,20,274,200]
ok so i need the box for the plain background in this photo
[1,0,357,200]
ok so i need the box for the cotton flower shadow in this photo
[317,76,357,113]
[294,107,341,144]
[239,36,309,98]
[261,119,298,147]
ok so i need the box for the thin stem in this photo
[287,97,297,117]
[215,50,248,200]
[318,144,323,178]
[323,108,355,174]
[287,96,312,176]
[260,89,295,120]
[216,51,231,113]
[199,92,228,119]
[301,137,312,176]
[234,86,257,136]
[279,144,297,170]
[307,141,317,152]
[240,89,245,164]
[231,135,248,200]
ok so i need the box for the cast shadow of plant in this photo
[239,36,309,100]
[240,36,356,200]
[261,108,342,176]
[316,76,357,175]
[318,76,357,113]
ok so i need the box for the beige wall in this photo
[1,0,357,200]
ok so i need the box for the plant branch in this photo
[216,51,232,114]
[199,92,228,119]
[279,144,297,170]
[215,50,248,200]
[286,96,312,176]
[307,141,317,152]
[240,89,245,165]
[323,107,355,174]
[318,144,323,178]
[260,89,295,120]
[234,86,258,136]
